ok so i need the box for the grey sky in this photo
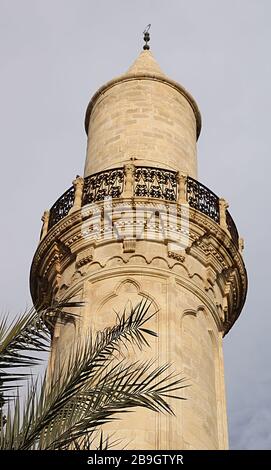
[0,0,270,449]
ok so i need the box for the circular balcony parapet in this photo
[44,165,239,248]
[30,194,247,336]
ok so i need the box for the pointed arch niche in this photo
[85,277,159,334]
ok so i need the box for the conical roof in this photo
[125,50,166,78]
[85,50,201,138]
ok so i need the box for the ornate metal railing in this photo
[186,177,220,223]
[83,168,124,205]
[46,165,239,246]
[226,210,239,247]
[134,167,177,201]
[48,185,75,229]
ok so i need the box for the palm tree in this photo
[0,299,185,450]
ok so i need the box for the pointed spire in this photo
[126,50,166,78]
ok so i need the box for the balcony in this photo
[42,165,239,247]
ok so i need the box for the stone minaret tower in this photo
[30,39,247,449]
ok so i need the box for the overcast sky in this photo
[0,0,270,449]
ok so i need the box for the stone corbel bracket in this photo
[123,239,136,253]
[76,246,95,268]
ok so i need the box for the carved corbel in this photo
[43,241,72,292]
[204,267,217,291]
[168,249,185,263]
[123,239,136,253]
[76,245,95,268]
[221,267,236,323]
[185,230,210,255]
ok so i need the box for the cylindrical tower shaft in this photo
[84,51,201,178]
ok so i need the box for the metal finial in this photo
[143,24,151,50]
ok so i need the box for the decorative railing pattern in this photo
[48,186,75,229]
[226,210,239,247]
[186,177,220,223]
[134,167,177,201]
[83,168,124,205]
[45,165,239,246]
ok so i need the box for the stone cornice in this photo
[30,199,247,335]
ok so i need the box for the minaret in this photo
[30,36,247,449]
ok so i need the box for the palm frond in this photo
[1,299,156,448]
[0,301,82,393]
[36,360,186,450]
[0,298,186,450]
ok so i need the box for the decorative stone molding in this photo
[65,233,82,249]
[30,197,247,335]
[57,239,72,257]
[222,296,228,318]
[186,230,210,255]
[183,305,206,318]
[76,246,94,268]
[168,250,185,263]
[33,203,245,276]
[204,267,217,291]
[223,269,235,296]
[43,243,60,279]
[72,269,85,282]
[123,239,136,253]
[81,206,93,220]
[49,242,62,289]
